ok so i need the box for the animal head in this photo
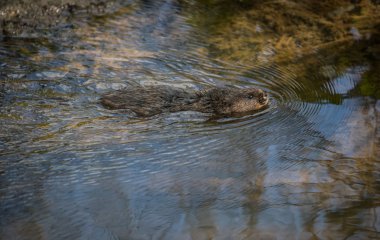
[228,88,269,114]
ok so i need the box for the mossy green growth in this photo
[358,65,380,98]
[189,0,380,64]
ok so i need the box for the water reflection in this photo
[1,0,379,239]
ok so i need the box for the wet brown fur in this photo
[100,85,269,117]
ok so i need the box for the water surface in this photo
[1,0,379,239]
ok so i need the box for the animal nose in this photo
[262,92,268,101]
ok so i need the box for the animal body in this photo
[100,85,269,117]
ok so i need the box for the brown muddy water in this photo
[1,0,380,239]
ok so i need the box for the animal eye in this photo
[247,95,254,99]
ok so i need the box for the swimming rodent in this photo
[100,85,269,117]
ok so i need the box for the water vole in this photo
[100,85,269,117]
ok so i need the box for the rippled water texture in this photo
[1,0,380,239]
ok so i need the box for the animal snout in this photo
[259,92,269,104]
[262,92,268,101]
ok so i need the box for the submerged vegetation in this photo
[189,0,380,98]
[191,0,379,61]
[1,0,378,97]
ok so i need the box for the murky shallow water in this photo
[1,0,379,239]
